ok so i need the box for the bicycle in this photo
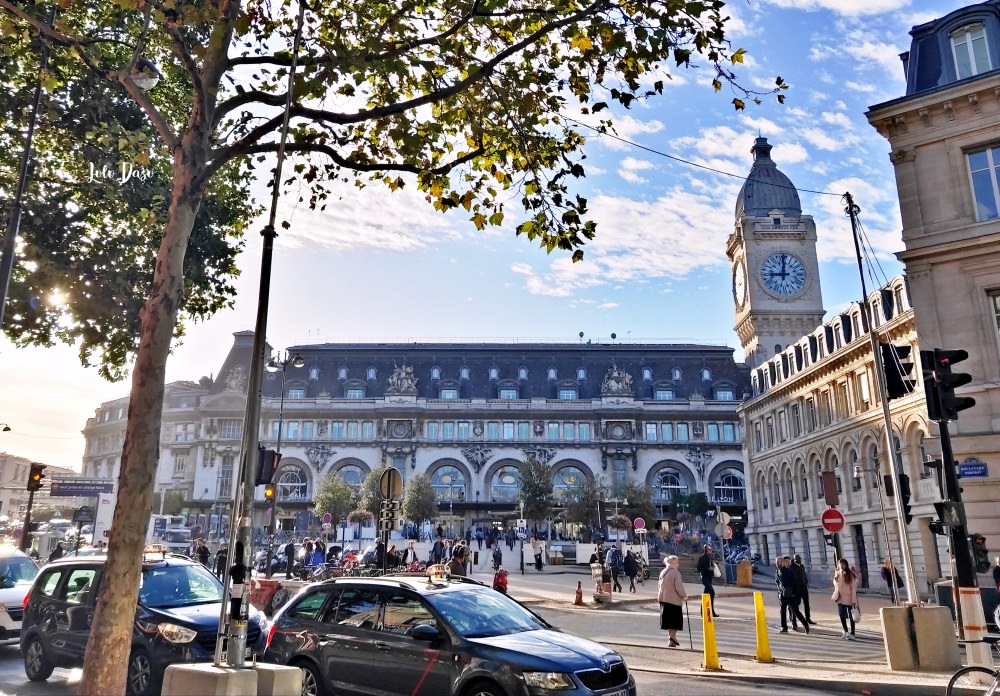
[946,638,1000,695]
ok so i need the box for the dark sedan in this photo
[264,573,636,696]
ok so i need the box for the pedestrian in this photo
[881,558,904,604]
[284,539,296,580]
[833,558,859,640]
[658,555,687,648]
[624,550,640,593]
[214,546,228,579]
[430,534,445,564]
[48,542,65,562]
[312,539,326,566]
[777,556,809,633]
[993,556,1000,592]
[402,540,420,566]
[792,554,816,624]
[476,527,484,550]
[196,539,210,567]
[492,543,503,571]
[531,534,543,571]
[696,544,720,617]
[448,545,468,577]
[606,544,624,592]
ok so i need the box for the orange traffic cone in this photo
[574,580,584,606]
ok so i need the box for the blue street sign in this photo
[959,461,989,478]
[50,478,115,496]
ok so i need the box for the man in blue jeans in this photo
[696,544,720,617]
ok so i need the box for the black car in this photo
[264,573,636,696]
[20,549,267,696]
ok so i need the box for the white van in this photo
[0,546,39,641]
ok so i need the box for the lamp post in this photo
[262,351,302,578]
[853,461,898,605]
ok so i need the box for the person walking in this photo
[48,542,65,563]
[448,545,468,577]
[696,544,720,617]
[402,540,420,566]
[196,539,210,568]
[623,550,640,593]
[430,534,445,564]
[881,558,904,604]
[658,555,687,648]
[606,544,624,592]
[993,556,1000,592]
[792,554,816,625]
[476,527,484,550]
[777,556,809,633]
[492,543,503,571]
[833,558,859,640]
[284,539,296,580]
[214,546,228,579]
[531,535,544,571]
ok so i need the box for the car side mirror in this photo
[411,624,440,642]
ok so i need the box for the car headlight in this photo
[157,623,198,644]
[522,671,575,690]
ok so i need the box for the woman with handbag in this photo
[696,544,720,617]
[833,558,859,640]
[658,555,687,647]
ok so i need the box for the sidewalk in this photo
[496,566,960,696]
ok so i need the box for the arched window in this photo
[366,367,377,380]
[460,367,470,380]
[490,465,521,502]
[816,463,825,499]
[431,465,467,502]
[951,23,991,79]
[850,450,862,491]
[553,466,587,500]
[712,468,744,504]
[800,465,809,501]
[308,367,319,381]
[219,452,235,500]
[671,368,681,381]
[518,366,528,380]
[642,367,652,381]
[547,367,558,380]
[653,468,688,502]
[337,367,348,380]
[785,470,795,503]
[489,367,499,380]
[276,464,308,501]
[430,367,441,380]
[701,368,712,381]
[772,472,781,507]
[337,464,365,492]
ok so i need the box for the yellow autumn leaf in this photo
[571,36,593,51]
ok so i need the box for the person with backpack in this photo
[606,545,624,592]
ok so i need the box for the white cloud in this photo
[799,127,854,151]
[762,0,911,17]
[618,157,655,184]
[844,81,878,94]
[619,170,648,184]
[597,302,619,310]
[601,114,666,151]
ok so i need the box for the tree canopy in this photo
[400,472,438,529]
[0,2,782,693]
[519,454,554,524]
[312,471,357,523]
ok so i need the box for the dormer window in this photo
[701,368,712,381]
[460,367,470,380]
[518,366,528,380]
[642,367,652,381]
[439,387,460,399]
[489,367,499,380]
[952,23,991,79]
[498,387,519,400]
[366,367,377,380]
[338,367,348,380]
[671,368,681,381]
[430,367,441,380]
[547,367,558,380]
[576,367,587,380]
[773,217,781,226]
[308,367,319,380]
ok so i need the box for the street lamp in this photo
[263,350,303,578]
[853,461,898,605]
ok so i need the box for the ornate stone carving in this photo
[317,421,328,436]
[523,447,556,466]
[533,420,545,436]
[473,420,484,436]
[306,445,336,470]
[386,365,418,394]
[692,422,705,439]
[224,365,247,392]
[686,446,713,481]
[601,364,634,395]
[462,445,494,473]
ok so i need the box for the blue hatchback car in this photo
[264,573,636,696]
[21,550,267,696]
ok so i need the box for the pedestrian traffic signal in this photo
[255,446,282,486]
[921,348,976,421]
[263,483,276,501]
[929,520,945,536]
[27,463,46,492]
[880,342,916,400]
[898,474,912,525]
[823,533,835,547]
[970,533,990,573]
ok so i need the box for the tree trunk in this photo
[78,138,206,696]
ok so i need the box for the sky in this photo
[0,0,969,470]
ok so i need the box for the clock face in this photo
[760,252,807,296]
[733,260,748,308]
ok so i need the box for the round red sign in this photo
[820,508,846,533]
[633,517,646,530]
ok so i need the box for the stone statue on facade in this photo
[686,446,713,481]
[601,364,633,395]
[306,445,336,470]
[386,364,418,394]
[224,365,247,392]
[462,445,494,473]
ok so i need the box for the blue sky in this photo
[0,0,967,468]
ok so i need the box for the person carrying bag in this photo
[833,558,859,640]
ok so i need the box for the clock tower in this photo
[726,137,824,369]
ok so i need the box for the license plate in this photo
[603,689,628,696]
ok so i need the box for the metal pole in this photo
[0,6,56,329]
[872,469,898,605]
[214,1,306,668]
[264,365,286,579]
[19,488,36,553]
[845,192,919,604]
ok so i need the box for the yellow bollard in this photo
[701,593,721,671]
[753,591,773,663]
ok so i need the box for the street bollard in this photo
[702,594,721,671]
[753,591,773,663]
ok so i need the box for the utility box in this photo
[736,559,754,587]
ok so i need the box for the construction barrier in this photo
[701,593,720,671]
[753,591,773,663]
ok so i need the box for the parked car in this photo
[21,548,267,696]
[0,546,39,642]
[264,573,636,696]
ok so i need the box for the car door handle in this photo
[375,642,391,652]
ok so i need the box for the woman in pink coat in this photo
[832,558,859,640]
[658,555,687,647]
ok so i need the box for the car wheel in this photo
[295,660,327,696]
[23,635,54,682]
[267,588,292,617]
[126,647,159,696]
[463,680,506,696]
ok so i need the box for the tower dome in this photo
[734,137,802,218]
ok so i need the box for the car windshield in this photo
[139,562,223,608]
[0,555,38,589]
[428,589,548,638]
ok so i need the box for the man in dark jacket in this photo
[777,556,809,633]
[696,544,720,617]
[284,540,296,580]
[792,554,816,624]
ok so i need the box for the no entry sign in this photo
[820,508,846,534]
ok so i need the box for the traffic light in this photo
[929,520,945,536]
[880,342,916,399]
[898,474,912,525]
[921,348,976,421]
[27,463,46,492]
[970,533,990,573]
[263,483,276,501]
[255,446,282,486]
[823,533,835,547]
